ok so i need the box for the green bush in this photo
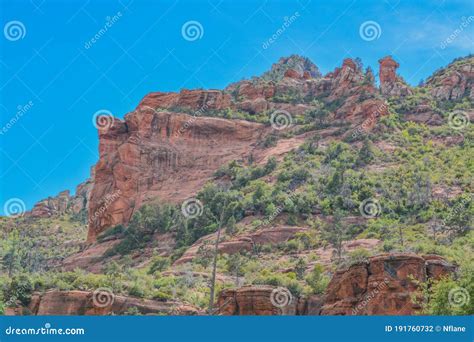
[3,274,33,307]
[148,257,170,274]
[305,264,330,294]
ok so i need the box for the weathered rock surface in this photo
[85,55,472,243]
[217,286,324,316]
[10,290,200,316]
[426,56,474,100]
[61,239,119,273]
[139,89,232,112]
[87,111,269,241]
[379,56,412,97]
[87,58,388,242]
[218,286,298,315]
[29,176,93,218]
[217,253,455,316]
[320,253,455,315]
[175,226,308,265]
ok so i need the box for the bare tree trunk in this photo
[398,226,404,247]
[208,224,222,311]
[208,199,228,312]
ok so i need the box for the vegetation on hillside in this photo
[1,56,473,315]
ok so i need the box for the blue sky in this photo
[0,0,473,215]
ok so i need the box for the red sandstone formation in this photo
[379,56,399,86]
[379,56,412,96]
[87,110,268,241]
[284,68,303,79]
[80,55,471,242]
[7,290,199,316]
[29,176,93,218]
[217,253,455,316]
[139,89,232,112]
[425,57,474,100]
[218,286,298,315]
[320,253,455,315]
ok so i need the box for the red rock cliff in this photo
[87,106,267,241]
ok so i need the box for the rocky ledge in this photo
[218,253,455,316]
[7,290,200,316]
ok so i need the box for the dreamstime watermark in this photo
[0,101,34,136]
[352,278,389,314]
[3,198,26,217]
[92,109,114,131]
[359,198,382,218]
[92,287,115,308]
[5,323,85,336]
[4,20,26,41]
[351,101,388,139]
[84,12,123,49]
[270,287,293,308]
[448,110,470,130]
[270,110,293,130]
[262,11,300,50]
[181,198,204,218]
[359,21,382,41]
[87,190,121,225]
[440,16,474,49]
[181,20,204,41]
[448,287,470,308]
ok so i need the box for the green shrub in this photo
[3,274,33,307]
[148,257,170,274]
[305,264,329,294]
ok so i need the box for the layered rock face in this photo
[29,177,93,218]
[218,254,455,316]
[85,55,473,242]
[87,57,385,241]
[425,56,474,100]
[320,253,455,315]
[139,89,232,112]
[87,109,268,241]
[379,56,412,97]
[218,286,324,316]
[218,286,298,315]
[8,290,199,316]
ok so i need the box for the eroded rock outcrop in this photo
[139,89,232,112]
[260,55,321,81]
[9,290,200,316]
[29,176,93,218]
[320,253,455,315]
[425,56,474,100]
[379,56,412,97]
[217,254,455,316]
[87,110,268,241]
[218,286,298,315]
[86,55,472,242]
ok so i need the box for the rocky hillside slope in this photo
[1,54,473,316]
